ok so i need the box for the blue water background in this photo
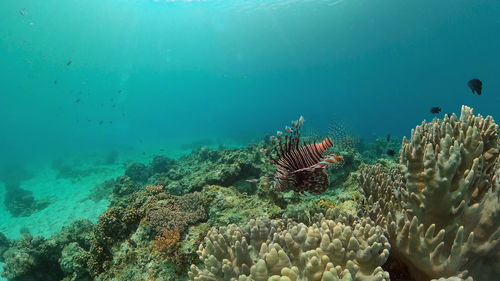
[1,0,499,165]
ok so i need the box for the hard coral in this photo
[88,206,142,276]
[146,192,207,235]
[146,184,164,193]
[151,145,265,195]
[189,209,390,281]
[125,162,151,183]
[360,106,500,281]
[150,155,176,174]
[0,220,93,281]
[152,229,181,254]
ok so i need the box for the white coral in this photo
[189,215,390,281]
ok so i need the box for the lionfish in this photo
[266,116,343,193]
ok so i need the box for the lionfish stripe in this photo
[304,145,321,164]
[294,149,309,169]
[276,136,335,179]
[292,154,343,173]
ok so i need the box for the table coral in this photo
[360,106,500,281]
[189,209,390,281]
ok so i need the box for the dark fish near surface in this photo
[67,60,72,66]
[430,107,441,114]
[74,99,80,103]
[467,78,482,95]
[386,134,390,142]
[54,80,58,84]
[386,149,396,156]
[99,120,103,125]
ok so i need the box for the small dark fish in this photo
[74,99,80,103]
[118,90,122,94]
[386,149,396,156]
[160,149,164,151]
[430,107,441,114]
[67,60,72,66]
[467,78,482,95]
[99,120,103,125]
[386,134,390,142]
[109,121,113,124]
[19,9,26,16]
[54,80,58,84]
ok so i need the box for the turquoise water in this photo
[1,0,500,280]
[2,0,499,164]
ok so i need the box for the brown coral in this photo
[146,192,207,235]
[146,184,164,193]
[152,229,181,253]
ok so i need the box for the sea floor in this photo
[0,138,248,281]
[0,138,249,281]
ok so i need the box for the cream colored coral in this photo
[360,106,500,281]
[189,214,390,281]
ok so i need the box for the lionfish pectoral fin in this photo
[291,154,343,174]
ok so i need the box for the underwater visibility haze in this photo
[0,0,500,281]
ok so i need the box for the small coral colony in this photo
[1,105,499,281]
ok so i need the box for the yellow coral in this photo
[146,185,164,193]
[315,198,335,209]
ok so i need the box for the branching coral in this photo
[189,209,390,281]
[360,106,500,281]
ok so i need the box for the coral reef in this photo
[5,105,498,281]
[0,162,48,217]
[152,229,181,254]
[125,162,151,183]
[150,155,176,175]
[0,232,10,262]
[203,185,283,226]
[51,158,105,181]
[3,182,50,217]
[189,209,390,281]
[0,220,94,281]
[360,106,500,281]
[146,192,207,235]
[151,145,266,195]
[108,175,141,205]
